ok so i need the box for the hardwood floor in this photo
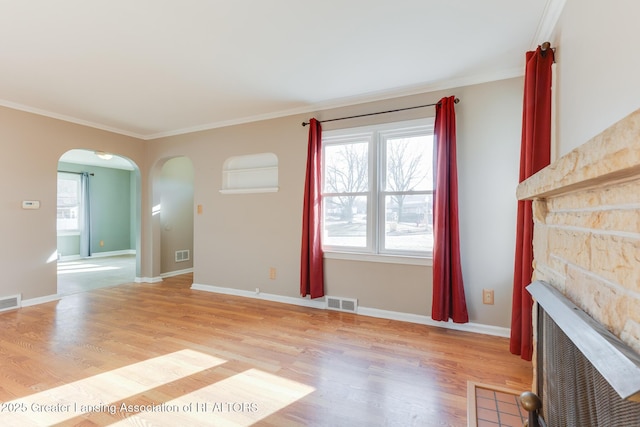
[0,274,532,426]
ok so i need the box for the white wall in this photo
[457,78,523,327]
[553,0,640,155]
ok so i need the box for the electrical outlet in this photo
[269,267,276,280]
[483,289,494,305]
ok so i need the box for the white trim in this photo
[146,68,524,140]
[22,294,61,307]
[324,251,432,266]
[530,0,567,48]
[191,283,326,310]
[191,283,510,338]
[59,254,83,261]
[161,268,194,278]
[0,98,146,139]
[357,307,511,338]
[90,250,136,258]
[0,66,524,141]
[59,250,136,262]
[219,187,278,194]
[135,276,163,283]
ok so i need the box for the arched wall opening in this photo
[56,149,141,295]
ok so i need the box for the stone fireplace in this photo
[516,108,640,424]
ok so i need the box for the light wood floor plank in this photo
[0,274,531,426]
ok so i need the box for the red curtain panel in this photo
[510,46,555,360]
[300,118,325,299]
[431,96,469,323]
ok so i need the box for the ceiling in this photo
[0,1,560,140]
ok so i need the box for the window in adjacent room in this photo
[322,118,434,258]
[57,172,81,232]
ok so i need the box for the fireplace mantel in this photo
[518,109,640,200]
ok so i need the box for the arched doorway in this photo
[56,149,141,295]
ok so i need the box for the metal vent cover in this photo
[0,295,21,312]
[326,296,357,313]
[175,249,190,262]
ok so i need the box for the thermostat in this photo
[22,200,40,209]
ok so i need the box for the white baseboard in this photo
[357,307,511,338]
[191,283,326,310]
[59,250,136,261]
[22,294,61,307]
[90,250,136,258]
[135,276,163,283]
[161,268,194,278]
[191,283,511,338]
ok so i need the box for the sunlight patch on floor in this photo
[110,368,315,426]
[0,349,226,425]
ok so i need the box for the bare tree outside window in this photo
[323,141,369,248]
[324,142,368,223]
[385,135,432,223]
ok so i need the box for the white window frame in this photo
[57,172,82,235]
[321,118,434,265]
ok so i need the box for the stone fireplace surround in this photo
[518,108,640,356]
[517,108,640,421]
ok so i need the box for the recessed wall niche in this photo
[220,152,278,194]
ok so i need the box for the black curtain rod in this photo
[301,97,459,127]
[58,170,95,176]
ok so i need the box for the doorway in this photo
[56,149,140,295]
[157,156,195,277]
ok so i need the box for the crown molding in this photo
[0,99,146,139]
[147,66,525,140]
[531,0,567,48]
[0,66,526,141]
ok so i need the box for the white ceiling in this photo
[0,0,560,140]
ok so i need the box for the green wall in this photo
[57,162,136,257]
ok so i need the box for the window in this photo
[322,119,434,259]
[57,172,81,232]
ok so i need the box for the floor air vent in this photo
[0,295,21,312]
[326,296,357,313]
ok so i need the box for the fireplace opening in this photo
[526,281,640,426]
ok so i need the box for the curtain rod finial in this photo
[302,121,309,127]
[454,98,460,104]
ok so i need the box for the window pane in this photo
[323,195,368,248]
[57,175,80,231]
[384,194,432,252]
[324,142,368,193]
[384,135,433,192]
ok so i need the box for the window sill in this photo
[57,231,80,237]
[219,187,278,194]
[324,251,432,266]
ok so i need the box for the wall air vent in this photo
[326,296,358,313]
[0,294,21,312]
[175,249,190,262]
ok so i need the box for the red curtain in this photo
[510,46,554,360]
[432,96,468,323]
[300,118,325,299]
